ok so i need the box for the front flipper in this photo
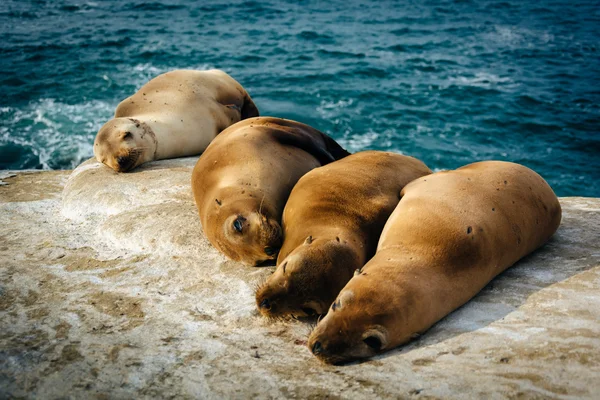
[241,92,260,119]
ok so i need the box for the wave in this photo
[338,130,382,153]
[316,49,366,59]
[1,0,598,196]
[0,99,114,169]
[297,31,335,44]
[127,63,213,90]
[124,2,186,11]
[316,99,354,119]
[445,72,516,90]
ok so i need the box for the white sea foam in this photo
[338,129,380,152]
[127,63,213,91]
[486,25,555,48]
[316,98,354,119]
[447,72,514,89]
[1,98,114,169]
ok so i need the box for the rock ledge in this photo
[1,158,599,399]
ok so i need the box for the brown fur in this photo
[191,117,349,266]
[255,151,431,318]
[94,69,258,172]
[307,161,562,364]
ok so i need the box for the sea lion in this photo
[255,151,431,318]
[192,117,350,266]
[94,69,259,172]
[307,161,561,364]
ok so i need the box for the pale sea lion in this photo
[191,117,350,266]
[94,69,259,172]
[307,161,561,364]
[255,151,431,318]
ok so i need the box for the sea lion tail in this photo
[241,92,260,119]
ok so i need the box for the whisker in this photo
[305,321,317,339]
[253,276,269,296]
[258,193,266,216]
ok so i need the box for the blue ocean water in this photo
[1,0,599,196]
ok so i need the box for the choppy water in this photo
[1,0,599,196]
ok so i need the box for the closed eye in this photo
[301,307,316,316]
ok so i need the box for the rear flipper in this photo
[241,92,260,119]
[321,132,351,161]
[267,120,350,165]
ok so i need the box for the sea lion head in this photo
[210,195,283,266]
[307,275,398,365]
[94,118,155,172]
[255,236,358,318]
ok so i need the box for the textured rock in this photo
[1,158,599,399]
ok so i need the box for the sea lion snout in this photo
[307,329,384,364]
[116,155,129,169]
[259,238,358,318]
[306,334,348,364]
[258,217,283,260]
[114,150,139,172]
[306,286,392,364]
[255,280,284,317]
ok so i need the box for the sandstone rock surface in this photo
[1,158,599,399]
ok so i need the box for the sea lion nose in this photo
[117,156,127,166]
[264,246,279,256]
[260,299,271,310]
[312,341,323,355]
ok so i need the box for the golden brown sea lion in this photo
[94,69,258,172]
[192,117,350,266]
[255,151,431,318]
[307,161,561,364]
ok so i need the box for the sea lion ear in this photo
[362,327,388,352]
[336,290,354,308]
[363,336,382,351]
[304,235,313,245]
